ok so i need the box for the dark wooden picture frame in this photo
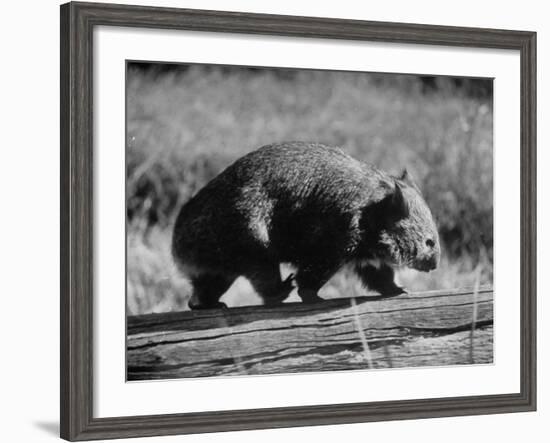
[60,1,536,440]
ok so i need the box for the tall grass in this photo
[126,64,493,315]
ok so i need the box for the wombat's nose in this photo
[417,255,438,272]
[427,254,439,271]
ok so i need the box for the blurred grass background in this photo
[126,63,493,315]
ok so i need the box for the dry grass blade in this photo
[351,297,374,369]
[383,343,394,368]
[217,311,248,375]
[469,265,482,364]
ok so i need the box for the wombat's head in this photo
[368,170,440,272]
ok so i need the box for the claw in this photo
[282,273,295,288]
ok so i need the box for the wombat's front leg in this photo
[356,263,406,297]
[188,274,235,310]
[295,263,338,304]
[246,263,295,306]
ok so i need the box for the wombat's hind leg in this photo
[356,263,406,297]
[246,263,295,306]
[188,273,235,310]
[295,264,338,304]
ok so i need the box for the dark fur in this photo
[172,142,440,309]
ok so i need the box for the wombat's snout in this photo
[413,255,439,272]
[413,254,439,272]
[426,255,438,271]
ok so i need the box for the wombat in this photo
[172,142,440,309]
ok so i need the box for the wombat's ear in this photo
[399,168,421,192]
[389,181,410,220]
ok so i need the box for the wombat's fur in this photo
[172,142,440,309]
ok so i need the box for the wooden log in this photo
[127,287,493,380]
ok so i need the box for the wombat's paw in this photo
[282,273,295,291]
[264,297,285,307]
[298,289,324,304]
[264,274,295,307]
[380,286,407,297]
[188,299,228,310]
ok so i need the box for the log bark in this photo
[127,287,493,380]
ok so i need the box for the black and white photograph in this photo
[126,61,494,380]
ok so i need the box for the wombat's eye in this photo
[426,238,435,248]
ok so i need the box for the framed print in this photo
[60,1,536,441]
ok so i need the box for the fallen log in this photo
[127,287,493,380]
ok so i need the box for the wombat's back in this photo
[171,142,393,273]
[217,141,390,206]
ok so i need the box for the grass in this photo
[126,64,493,315]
